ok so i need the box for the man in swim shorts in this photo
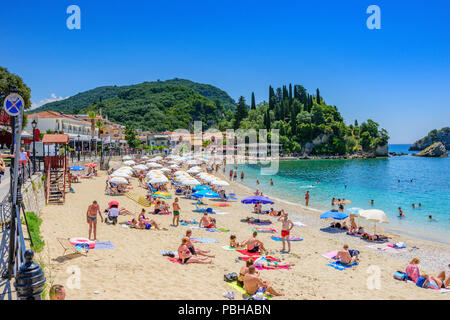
[278,212,294,252]
[336,244,359,265]
[172,197,180,227]
[243,265,283,296]
[199,213,216,229]
[242,231,267,254]
[87,200,103,240]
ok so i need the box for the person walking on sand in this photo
[277,212,294,252]
[172,197,181,227]
[87,200,103,241]
[305,190,310,206]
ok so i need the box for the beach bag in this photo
[393,242,406,249]
[416,276,426,288]
[393,271,407,281]
[145,223,151,230]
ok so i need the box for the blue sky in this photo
[1,0,449,143]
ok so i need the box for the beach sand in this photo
[37,164,450,300]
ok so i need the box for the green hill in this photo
[30,78,236,117]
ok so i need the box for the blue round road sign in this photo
[3,93,24,116]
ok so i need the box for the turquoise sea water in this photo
[227,144,450,244]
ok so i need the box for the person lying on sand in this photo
[243,265,284,296]
[335,244,359,265]
[242,231,267,254]
[185,230,215,258]
[177,237,212,264]
[119,207,133,215]
[138,209,160,230]
[253,256,295,269]
[237,258,259,287]
[363,233,390,242]
[421,272,450,289]
[268,208,279,216]
[199,213,216,229]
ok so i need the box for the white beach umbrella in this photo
[169,164,179,169]
[187,167,201,174]
[111,172,131,178]
[122,155,132,160]
[181,179,200,186]
[133,164,148,171]
[149,176,169,184]
[174,171,187,176]
[152,156,163,161]
[211,180,229,187]
[109,177,129,185]
[147,162,163,168]
[118,166,133,170]
[160,168,171,172]
[359,209,389,234]
[123,160,135,166]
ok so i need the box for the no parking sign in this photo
[3,93,24,116]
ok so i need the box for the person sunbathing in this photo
[243,265,284,296]
[199,213,216,229]
[335,244,359,265]
[254,202,262,214]
[185,230,215,258]
[405,258,421,283]
[268,208,279,216]
[138,209,161,229]
[177,237,212,264]
[242,232,267,254]
[364,233,390,242]
[421,271,450,289]
[349,216,358,233]
[253,256,295,268]
[230,235,244,248]
[119,207,133,215]
[237,259,259,287]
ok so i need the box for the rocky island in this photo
[413,141,448,158]
[409,127,450,151]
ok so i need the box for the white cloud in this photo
[31,93,69,109]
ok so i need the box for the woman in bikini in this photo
[86,201,103,240]
[252,256,295,269]
[177,237,212,264]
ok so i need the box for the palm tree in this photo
[96,120,105,139]
[88,111,97,139]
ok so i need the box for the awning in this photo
[42,134,69,144]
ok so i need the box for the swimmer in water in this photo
[412,203,415,209]
[398,207,405,217]
[428,215,436,221]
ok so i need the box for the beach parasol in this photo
[181,179,201,186]
[70,166,84,171]
[109,177,129,185]
[122,155,132,160]
[187,167,201,174]
[211,180,229,187]
[111,172,131,178]
[148,176,169,184]
[85,163,98,168]
[359,209,388,234]
[193,190,220,198]
[320,210,349,220]
[147,162,163,168]
[192,185,212,192]
[123,160,135,166]
[133,164,148,171]
[241,196,274,205]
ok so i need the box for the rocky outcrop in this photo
[414,142,448,157]
[375,144,388,156]
[409,127,450,151]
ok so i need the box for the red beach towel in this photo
[236,249,261,256]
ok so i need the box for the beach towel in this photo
[322,250,338,260]
[226,281,271,300]
[346,231,363,237]
[205,228,229,233]
[236,249,261,257]
[180,221,198,226]
[221,245,237,251]
[215,211,231,215]
[167,257,183,264]
[271,236,303,242]
[327,261,359,270]
[151,211,172,215]
[293,221,306,227]
[190,237,219,243]
[125,192,152,207]
[255,265,291,270]
[367,243,404,254]
[239,255,280,262]
[252,228,277,233]
[92,241,116,250]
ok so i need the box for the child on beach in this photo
[230,235,244,248]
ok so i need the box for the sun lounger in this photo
[57,238,88,256]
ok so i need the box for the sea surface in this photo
[227,144,450,245]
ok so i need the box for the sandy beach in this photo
[37,161,450,300]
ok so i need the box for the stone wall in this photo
[21,173,46,217]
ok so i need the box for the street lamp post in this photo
[77,135,80,162]
[31,119,37,173]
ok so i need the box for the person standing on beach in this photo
[87,201,103,241]
[172,197,181,227]
[270,179,274,186]
[277,212,294,252]
[241,171,244,180]
[256,179,260,185]
[229,169,233,180]
[233,171,237,180]
[398,207,405,217]
[305,191,310,206]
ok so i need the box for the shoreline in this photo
[216,170,450,274]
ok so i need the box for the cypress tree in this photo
[233,96,249,129]
[316,88,321,104]
[289,84,293,107]
[251,92,256,110]
[269,86,275,110]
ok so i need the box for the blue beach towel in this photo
[271,236,303,242]
[190,237,219,243]
[93,241,116,250]
[327,261,358,270]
